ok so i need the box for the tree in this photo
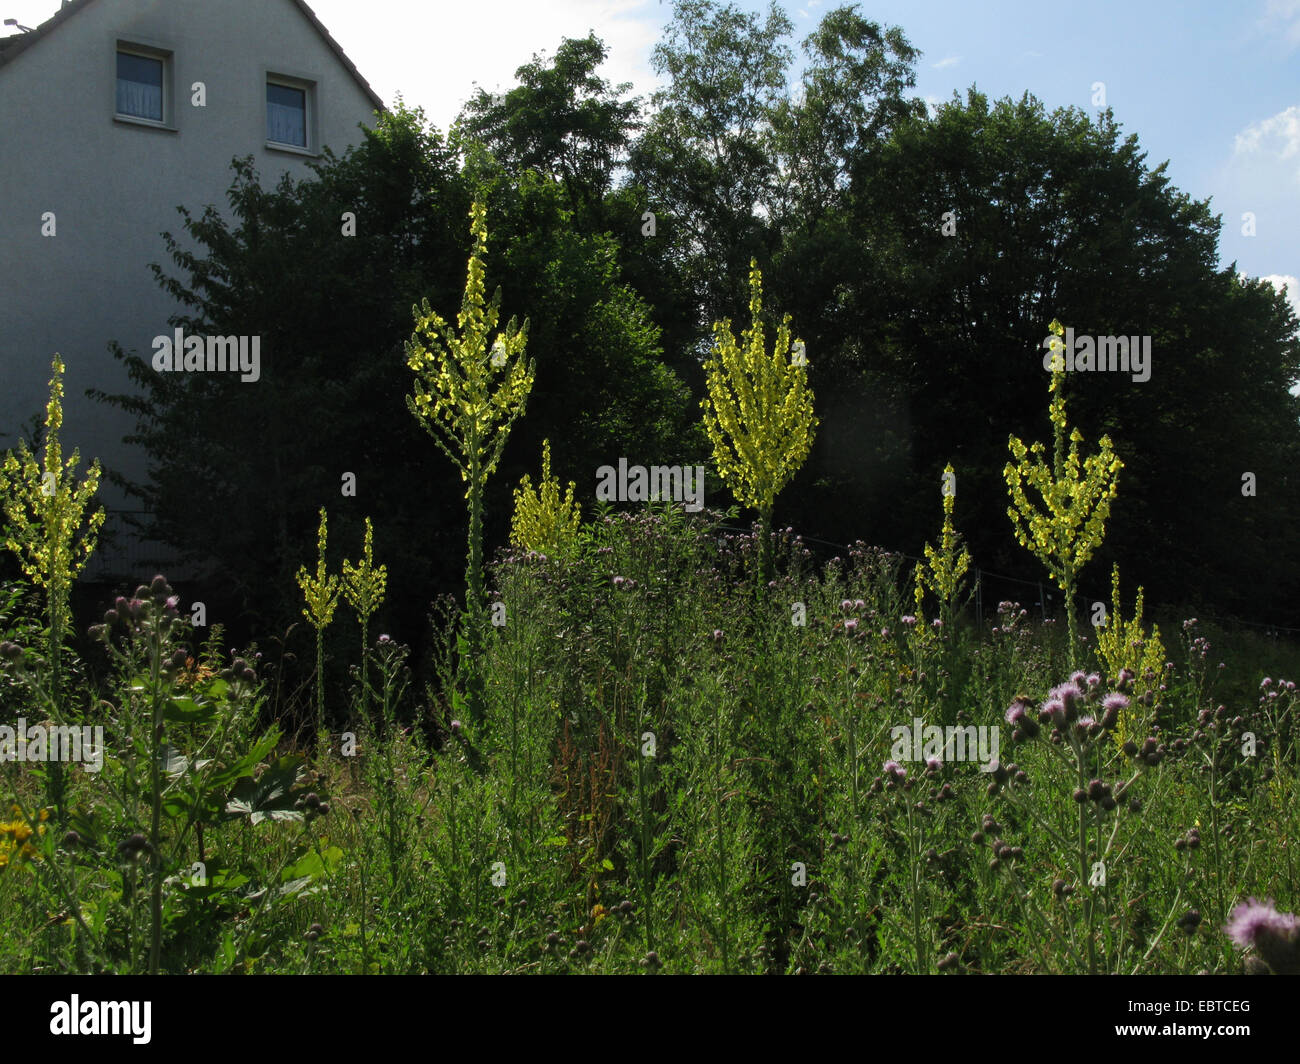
[458,34,641,217]
[91,102,697,662]
[779,89,1300,622]
[630,0,794,329]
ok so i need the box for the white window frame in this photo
[265,71,318,155]
[113,39,175,130]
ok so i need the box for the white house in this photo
[0,0,383,578]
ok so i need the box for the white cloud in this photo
[1260,0,1300,51]
[2,1,668,135]
[1233,105,1300,162]
[1261,273,1300,322]
[933,56,962,70]
[307,0,666,132]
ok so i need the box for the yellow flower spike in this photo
[295,508,341,631]
[1005,318,1124,665]
[342,517,387,624]
[701,259,817,575]
[1096,563,1166,748]
[0,355,105,652]
[918,463,971,628]
[511,439,581,556]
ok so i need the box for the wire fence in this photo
[82,510,1300,640]
[718,524,1300,641]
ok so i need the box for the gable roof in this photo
[0,0,385,112]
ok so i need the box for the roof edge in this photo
[0,0,386,117]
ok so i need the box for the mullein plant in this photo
[510,439,581,557]
[916,463,971,634]
[1005,319,1123,668]
[342,517,387,727]
[1094,564,1166,749]
[701,259,817,584]
[0,355,105,716]
[406,199,534,730]
[296,508,341,744]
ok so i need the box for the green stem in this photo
[149,620,163,975]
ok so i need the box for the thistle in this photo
[0,355,105,702]
[701,259,817,581]
[1005,319,1123,667]
[510,439,581,556]
[405,199,534,729]
[342,516,387,723]
[296,507,341,740]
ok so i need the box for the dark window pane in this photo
[267,83,306,146]
[117,52,163,121]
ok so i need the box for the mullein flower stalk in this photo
[0,355,105,721]
[701,259,817,584]
[406,199,533,730]
[342,516,387,727]
[296,508,341,742]
[1005,320,1123,668]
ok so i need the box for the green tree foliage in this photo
[781,88,1300,620]
[92,102,696,650]
[458,34,641,216]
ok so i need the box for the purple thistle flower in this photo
[1040,697,1066,727]
[901,615,917,626]
[1050,680,1084,722]
[844,619,858,634]
[1005,699,1030,726]
[1224,898,1300,974]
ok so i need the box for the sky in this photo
[4,0,1297,318]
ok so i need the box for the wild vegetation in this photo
[2,202,1297,974]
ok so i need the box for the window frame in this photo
[265,71,319,156]
[113,39,175,130]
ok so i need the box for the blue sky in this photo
[7,0,1297,315]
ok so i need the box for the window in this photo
[116,47,166,122]
[267,79,309,148]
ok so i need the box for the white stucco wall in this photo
[0,0,379,575]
